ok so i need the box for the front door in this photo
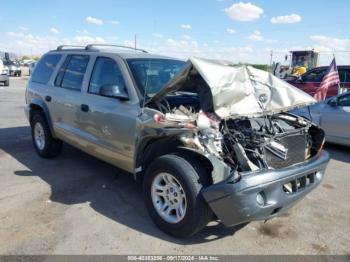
[76,56,139,172]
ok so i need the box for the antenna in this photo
[141,22,157,113]
[134,34,137,50]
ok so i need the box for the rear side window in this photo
[55,55,89,91]
[302,68,327,82]
[339,69,350,83]
[31,54,62,84]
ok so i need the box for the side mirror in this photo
[329,100,337,107]
[99,84,129,101]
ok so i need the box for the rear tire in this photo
[143,154,212,238]
[31,113,62,158]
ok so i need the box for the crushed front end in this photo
[143,57,330,227]
[145,103,329,226]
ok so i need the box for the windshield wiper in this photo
[166,91,197,96]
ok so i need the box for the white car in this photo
[0,59,10,86]
[293,92,350,147]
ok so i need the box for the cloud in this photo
[180,24,192,30]
[182,34,191,40]
[50,27,59,34]
[19,26,29,31]
[73,35,105,44]
[5,32,71,54]
[224,2,263,21]
[110,20,120,25]
[85,16,103,25]
[123,40,135,47]
[271,14,301,24]
[76,29,89,35]
[5,30,106,53]
[248,30,263,41]
[226,28,236,34]
[246,30,277,43]
[152,33,163,38]
[7,32,25,38]
[310,35,350,50]
[167,38,199,51]
[148,38,262,64]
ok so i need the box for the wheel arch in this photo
[29,99,56,137]
[136,137,214,183]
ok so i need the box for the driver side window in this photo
[89,57,126,95]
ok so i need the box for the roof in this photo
[311,65,350,70]
[49,44,177,60]
[290,50,319,54]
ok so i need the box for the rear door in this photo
[76,56,139,172]
[339,68,350,93]
[49,54,90,147]
[320,93,350,146]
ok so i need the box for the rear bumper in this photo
[0,74,9,82]
[202,151,330,226]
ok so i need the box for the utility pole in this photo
[269,50,273,72]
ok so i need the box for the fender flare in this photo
[29,98,56,137]
[175,147,231,184]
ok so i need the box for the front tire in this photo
[144,154,212,237]
[31,113,62,158]
[4,80,9,86]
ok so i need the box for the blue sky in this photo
[1,0,349,64]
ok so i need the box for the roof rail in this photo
[85,44,148,53]
[57,45,85,51]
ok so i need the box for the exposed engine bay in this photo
[150,99,325,173]
[145,57,324,175]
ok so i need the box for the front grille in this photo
[283,173,316,194]
[264,133,307,169]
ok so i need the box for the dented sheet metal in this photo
[148,57,316,119]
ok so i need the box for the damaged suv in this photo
[25,45,330,237]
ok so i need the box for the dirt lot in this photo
[0,77,349,255]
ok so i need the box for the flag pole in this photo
[333,53,342,95]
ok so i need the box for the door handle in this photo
[81,104,89,112]
[45,96,52,102]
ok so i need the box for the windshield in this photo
[127,58,186,97]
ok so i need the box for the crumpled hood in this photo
[147,57,316,119]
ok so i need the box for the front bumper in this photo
[202,151,330,226]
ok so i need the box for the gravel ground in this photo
[0,77,349,255]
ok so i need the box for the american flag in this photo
[314,58,340,101]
